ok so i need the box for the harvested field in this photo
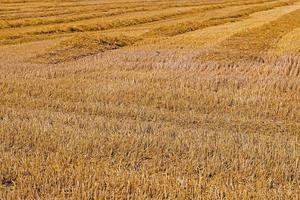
[0,0,299,199]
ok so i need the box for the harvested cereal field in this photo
[0,0,300,199]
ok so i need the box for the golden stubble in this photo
[0,0,299,199]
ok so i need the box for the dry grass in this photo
[35,34,139,64]
[0,0,300,199]
[194,7,300,66]
[143,0,298,37]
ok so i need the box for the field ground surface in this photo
[0,0,300,199]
